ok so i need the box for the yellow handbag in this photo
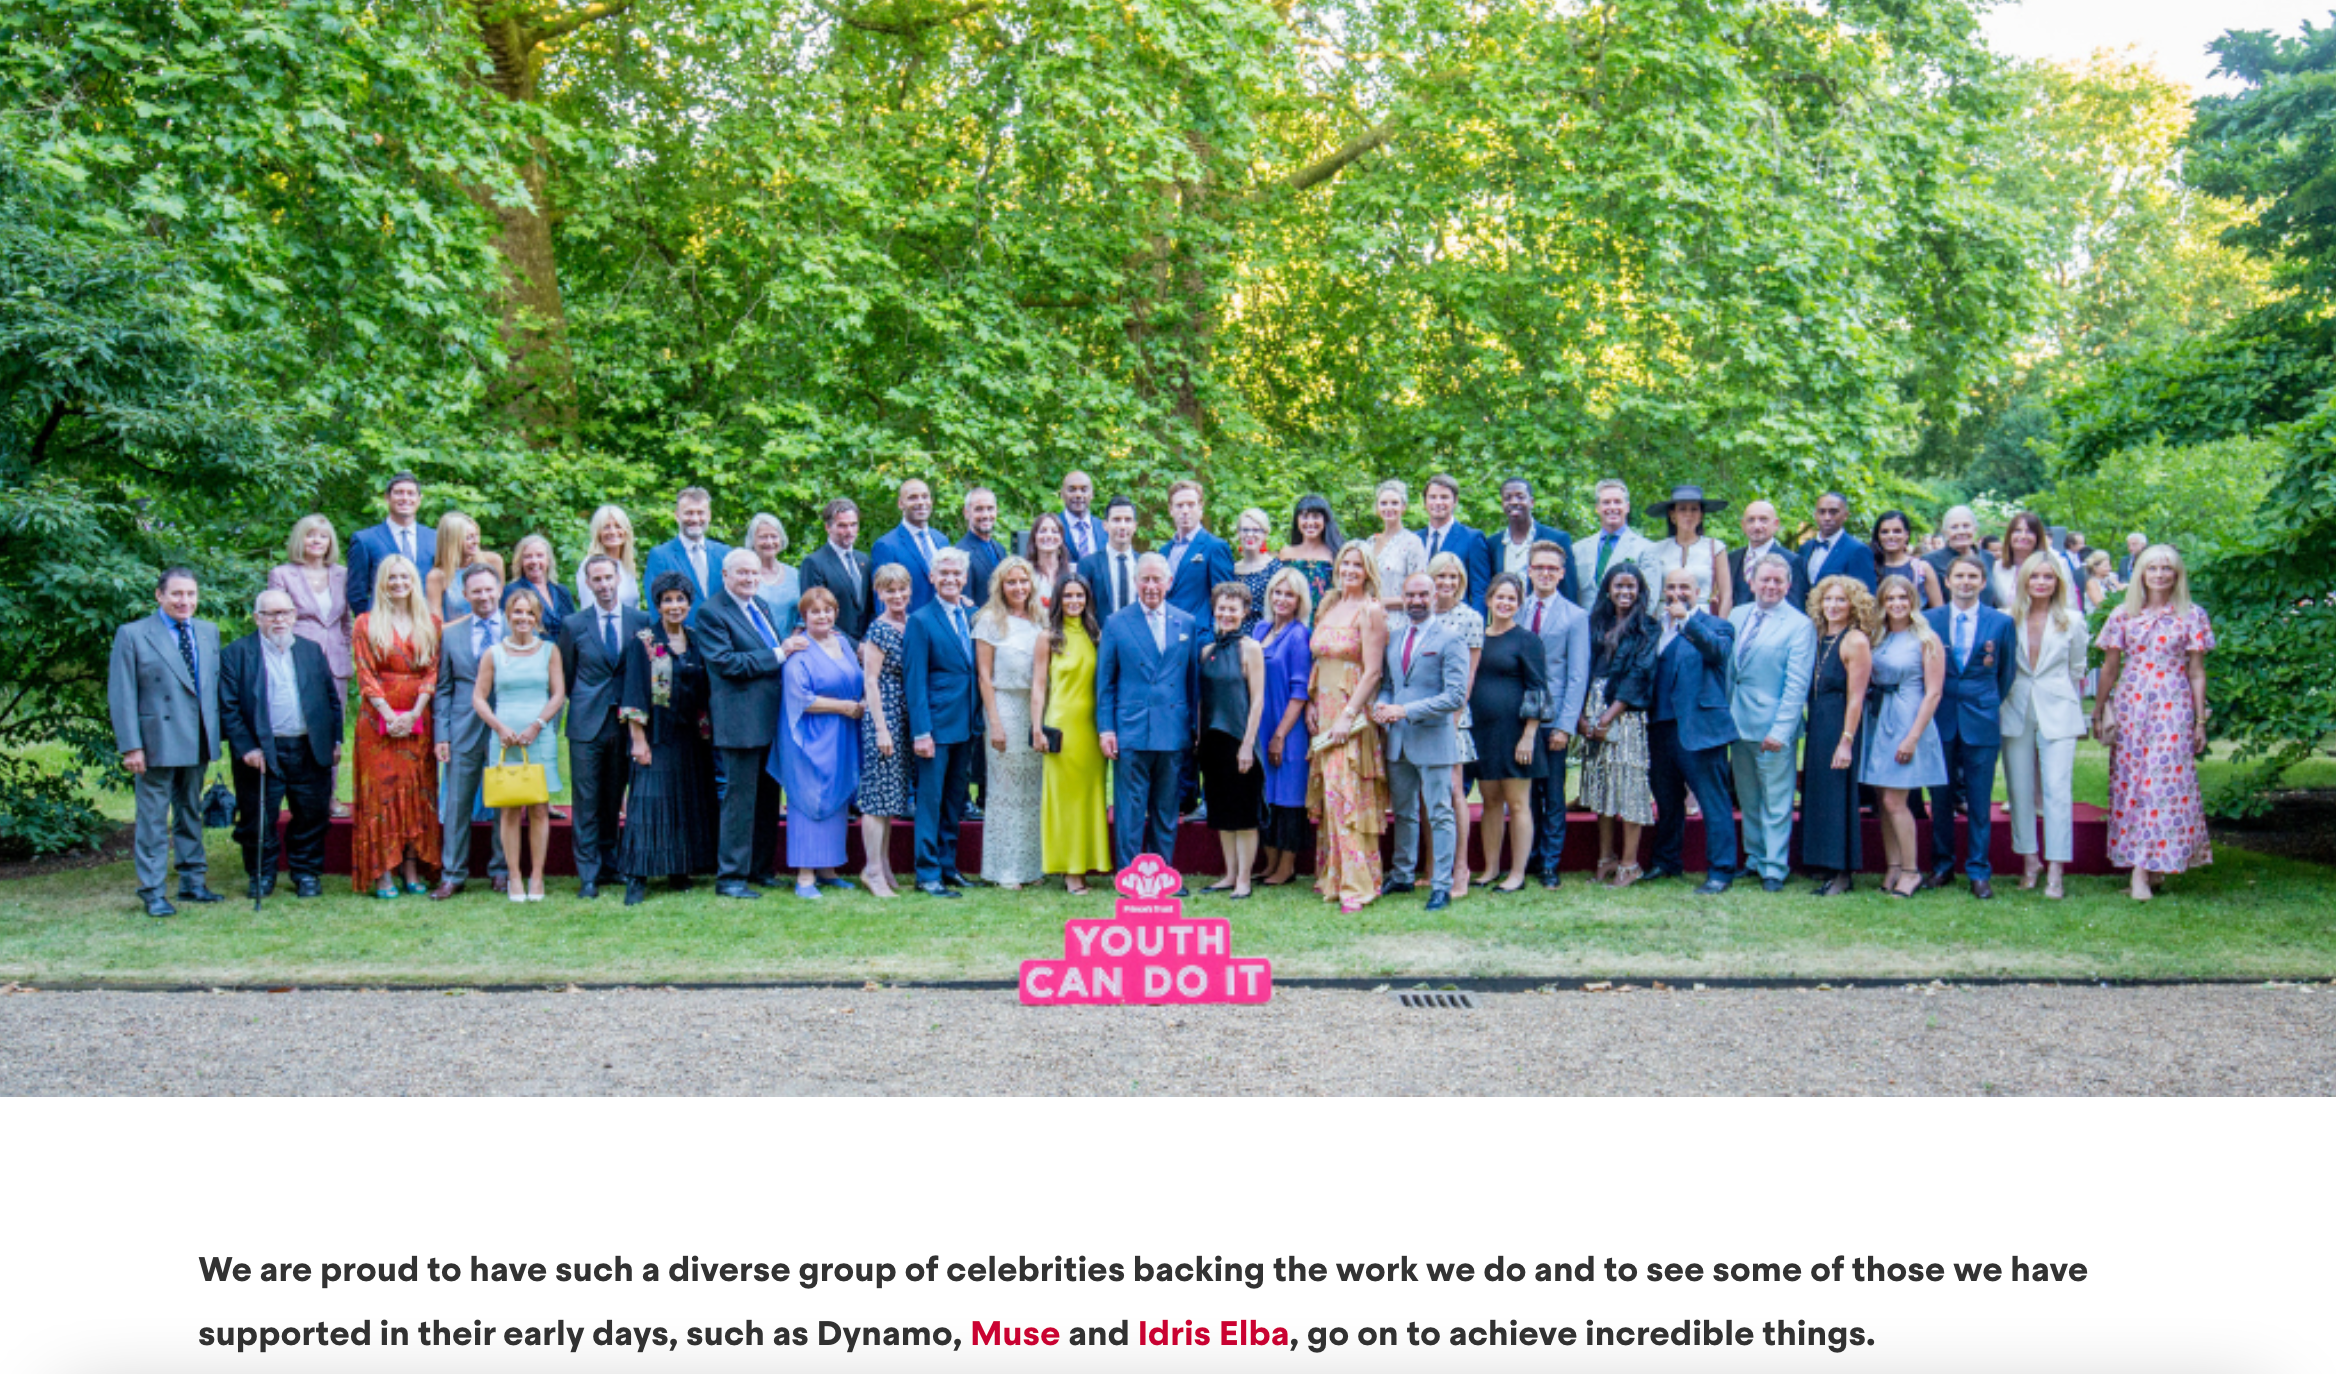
[482,745,549,808]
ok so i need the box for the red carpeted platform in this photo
[303,804,2110,878]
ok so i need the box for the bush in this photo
[0,754,110,861]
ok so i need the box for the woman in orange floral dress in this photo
[1306,541,1391,913]
[351,554,443,896]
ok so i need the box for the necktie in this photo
[603,611,618,660]
[747,601,779,650]
[1954,611,1971,671]
[477,616,498,656]
[1595,532,1617,582]
[1072,516,1090,558]
[1427,527,1442,561]
[174,618,199,693]
[1530,600,1544,635]
[916,528,935,566]
[1737,609,1766,665]
[398,526,413,565]
[952,604,972,657]
[1149,611,1165,654]
[1402,626,1417,676]
[687,541,706,590]
[1115,552,1131,610]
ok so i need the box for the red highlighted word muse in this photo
[1019,855,1273,1005]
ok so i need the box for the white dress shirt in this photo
[261,637,306,737]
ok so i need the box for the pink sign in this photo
[1019,855,1273,1005]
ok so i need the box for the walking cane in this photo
[253,753,269,915]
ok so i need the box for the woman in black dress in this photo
[1800,574,1876,896]
[617,571,717,904]
[1198,583,1268,897]
[1469,573,1549,892]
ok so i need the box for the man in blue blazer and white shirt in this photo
[1923,553,2019,898]
[108,568,225,917]
[1522,542,1591,887]
[1095,554,1202,875]
[641,486,730,611]
[1574,479,1656,607]
[1373,572,1473,909]
[345,472,434,619]
[904,548,983,895]
[1493,477,1576,607]
[869,478,949,615]
[1417,473,1494,615]
[1074,497,1145,620]
[1647,567,1739,893]
[1798,490,1877,591]
[1159,479,1236,622]
[1726,554,1817,890]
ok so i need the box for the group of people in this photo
[107,468,2214,918]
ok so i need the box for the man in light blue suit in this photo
[641,486,730,610]
[1416,473,1495,615]
[870,478,951,615]
[344,472,435,619]
[904,547,982,896]
[1372,572,1472,910]
[1095,554,1202,876]
[1573,478,1655,607]
[1522,541,1591,887]
[1726,553,1817,891]
[1647,567,1739,893]
[1923,554,2019,898]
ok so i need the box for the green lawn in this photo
[7,741,2333,985]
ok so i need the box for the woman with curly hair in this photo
[1800,573,1875,895]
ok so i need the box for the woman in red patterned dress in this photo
[2093,544,2214,902]
[350,555,444,897]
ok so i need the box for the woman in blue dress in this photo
[473,585,567,902]
[1250,567,1314,886]
[1862,573,1947,898]
[745,512,801,640]
[774,586,864,898]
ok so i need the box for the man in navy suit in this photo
[1417,473,1494,615]
[1728,499,1808,610]
[1159,480,1235,622]
[870,478,949,616]
[696,549,800,898]
[641,486,730,611]
[1055,470,1103,562]
[954,486,1010,604]
[1074,497,1144,619]
[1095,553,1202,874]
[1646,567,1739,893]
[904,548,982,896]
[797,498,874,636]
[1797,491,1876,591]
[345,472,434,619]
[1491,477,1575,606]
[1923,554,2019,898]
[559,555,655,898]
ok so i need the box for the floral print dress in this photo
[2097,605,2215,872]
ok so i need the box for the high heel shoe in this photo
[2045,872,2065,900]
[1595,857,1619,885]
[2020,857,2042,890]
[1610,863,1642,890]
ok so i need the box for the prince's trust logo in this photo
[1018,855,1272,1005]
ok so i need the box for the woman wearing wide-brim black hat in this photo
[1641,484,1733,617]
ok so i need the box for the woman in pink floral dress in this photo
[2093,544,2214,902]
[1307,542,1391,913]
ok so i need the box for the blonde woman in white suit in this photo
[2002,552,2087,898]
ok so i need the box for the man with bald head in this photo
[1042,470,1103,562]
[218,587,343,898]
[1727,499,1807,610]
[870,477,947,613]
[1923,504,1998,608]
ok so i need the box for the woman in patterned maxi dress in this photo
[2094,544,2215,901]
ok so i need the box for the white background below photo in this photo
[6,1098,2328,1370]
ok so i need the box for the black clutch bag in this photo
[1041,726,1063,754]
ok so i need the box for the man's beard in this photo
[263,629,296,651]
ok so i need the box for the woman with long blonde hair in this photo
[576,504,641,609]
[973,555,1046,888]
[2003,551,2088,898]
[2094,544,2215,900]
[1307,540,1391,912]
[1860,573,1946,897]
[351,554,442,897]
[427,512,502,622]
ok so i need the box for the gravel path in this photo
[3,984,2329,1095]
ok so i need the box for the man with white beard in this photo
[218,588,345,898]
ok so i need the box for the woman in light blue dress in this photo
[746,512,801,641]
[473,586,567,902]
[1861,574,1946,898]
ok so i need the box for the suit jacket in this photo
[1924,603,2017,745]
[1077,546,1145,619]
[559,604,655,741]
[1491,523,1576,606]
[1573,526,1656,606]
[2004,614,2088,741]
[798,543,874,637]
[1725,602,1817,747]
[643,537,733,610]
[108,612,223,766]
[218,632,341,771]
[1924,545,2000,609]
[1651,611,1737,753]
[903,598,982,745]
[955,531,1011,604]
[1416,521,1495,615]
[1798,533,1877,591]
[1094,603,1201,752]
[1045,508,1106,562]
[502,577,577,642]
[1523,592,1592,742]
[435,614,502,759]
[1376,617,1470,766]
[1729,543,1809,613]
[869,523,947,613]
[346,521,437,619]
[267,564,352,681]
[693,592,787,750]
[1161,529,1237,621]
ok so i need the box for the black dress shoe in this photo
[578,879,600,899]
[1924,865,1957,890]
[1423,890,1451,911]
[940,872,968,888]
[1541,874,1562,890]
[1695,877,1732,895]
[490,874,508,893]
[750,873,785,889]
[246,877,277,900]
[716,881,762,900]
[1761,877,1785,892]
[1379,875,1417,896]
[1641,864,1685,882]
[143,893,177,918]
[624,879,648,906]
[292,876,322,898]
[178,882,225,904]
[919,881,962,898]
[1970,879,1996,900]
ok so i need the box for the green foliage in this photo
[0,754,108,861]
[2045,433,2284,559]
[2190,19,2336,298]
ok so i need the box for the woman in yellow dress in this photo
[1307,541,1391,913]
[1029,574,1112,893]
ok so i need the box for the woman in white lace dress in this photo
[1639,484,1732,618]
[973,556,1047,888]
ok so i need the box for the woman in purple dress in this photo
[1250,566,1314,886]
[774,587,865,898]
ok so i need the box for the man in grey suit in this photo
[1523,541,1593,887]
[428,564,509,898]
[1371,572,1471,910]
[560,554,654,898]
[1726,554,1818,891]
[109,567,226,917]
